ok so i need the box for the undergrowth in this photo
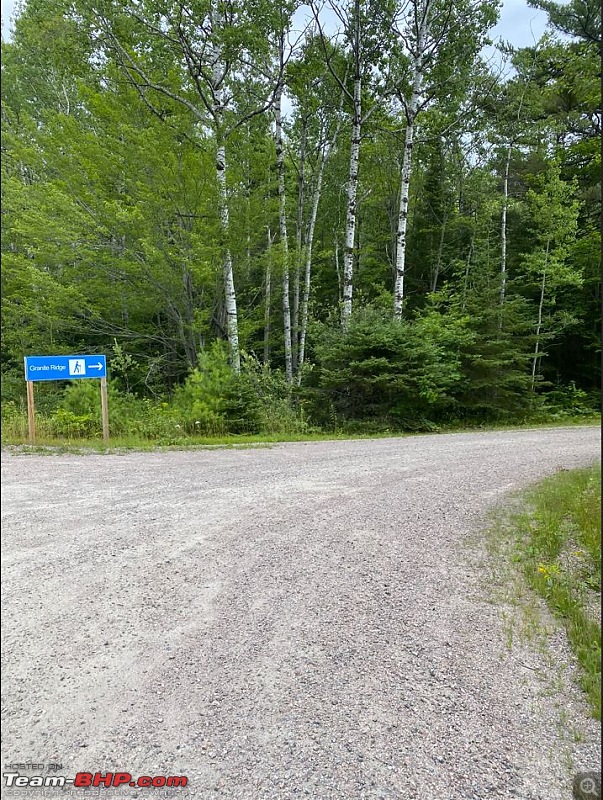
[502,464,601,718]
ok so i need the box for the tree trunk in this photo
[274,77,293,382]
[531,240,550,390]
[500,145,512,309]
[292,117,307,371]
[393,4,430,320]
[461,228,475,313]
[342,68,361,328]
[210,8,240,373]
[393,103,418,319]
[264,227,274,366]
[216,139,240,373]
[431,213,447,293]
[297,140,331,385]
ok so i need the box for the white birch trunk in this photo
[216,141,240,374]
[340,0,362,329]
[393,95,419,319]
[531,240,550,390]
[341,72,361,328]
[292,119,307,371]
[393,2,431,320]
[297,146,329,385]
[264,227,274,366]
[210,4,240,372]
[274,79,293,383]
[500,145,512,308]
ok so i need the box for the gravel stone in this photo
[1,427,600,799]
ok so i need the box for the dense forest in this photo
[1,0,600,440]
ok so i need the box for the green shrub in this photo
[310,306,469,429]
[172,342,244,435]
[172,343,307,436]
[50,408,97,437]
[1,399,28,439]
[240,353,309,435]
[57,380,178,439]
[1,342,310,442]
[541,382,600,419]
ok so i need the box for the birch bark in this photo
[292,118,307,370]
[499,145,512,309]
[216,139,240,373]
[393,0,433,319]
[210,8,240,373]
[531,240,550,389]
[296,166,323,384]
[342,65,361,327]
[274,38,293,383]
[264,227,274,365]
[311,0,389,328]
[297,120,340,383]
[393,76,422,319]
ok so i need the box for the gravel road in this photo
[1,427,601,800]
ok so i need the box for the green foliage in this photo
[173,343,309,435]
[528,0,600,43]
[239,354,310,434]
[452,281,537,419]
[109,339,138,394]
[51,408,97,437]
[539,382,600,419]
[46,380,180,440]
[1,0,599,433]
[310,306,470,429]
[173,342,253,435]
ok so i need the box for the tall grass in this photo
[509,464,601,718]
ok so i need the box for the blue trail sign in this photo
[24,355,107,382]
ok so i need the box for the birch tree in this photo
[88,0,283,373]
[288,33,326,370]
[287,35,345,380]
[271,2,300,383]
[392,0,497,319]
[312,0,397,327]
[296,117,342,383]
[487,43,547,312]
[3,0,600,422]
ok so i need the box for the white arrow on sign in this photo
[89,362,104,370]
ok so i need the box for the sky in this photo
[1,0,551,46]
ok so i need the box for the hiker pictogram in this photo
[69,359,86,376]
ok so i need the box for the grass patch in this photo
[2,418,599,453]
[0,429,405,454]
[501,464,601,718]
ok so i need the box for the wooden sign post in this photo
[26,380,36,445]
[100,376,110,443]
